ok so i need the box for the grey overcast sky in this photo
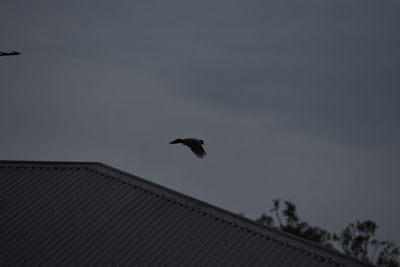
[1,0,399,244]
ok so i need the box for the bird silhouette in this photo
[170,138,207,158]
[0,51,20,56]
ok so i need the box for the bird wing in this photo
[187,142,207,158]
[0,51,20,56]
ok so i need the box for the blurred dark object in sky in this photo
[0,51,20,56]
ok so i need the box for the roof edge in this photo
[0,160,102,166]
[96,162,373,267]
[0,160,373,267]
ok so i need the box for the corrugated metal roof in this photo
[0,160,372,266]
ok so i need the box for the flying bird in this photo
[0,51,20,56]
[170,138,207,158]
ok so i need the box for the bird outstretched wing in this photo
[187,142,207,158]
[170,138,207,158]
[0,51,20,56]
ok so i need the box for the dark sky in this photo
[1,0,399,244]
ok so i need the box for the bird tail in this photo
[169,139,183,144]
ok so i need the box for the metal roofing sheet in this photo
[0,161,372,266]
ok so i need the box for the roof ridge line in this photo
[87,166,338,265]
[0,160,102,166]
[93,163,373,267]
[0,160,373,267]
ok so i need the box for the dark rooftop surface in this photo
[0,160,371,266]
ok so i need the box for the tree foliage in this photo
[256,199,399,267]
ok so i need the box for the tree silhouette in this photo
[256,199,399,267]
